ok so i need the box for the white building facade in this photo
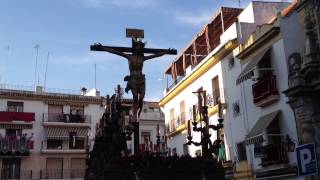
[0,84,165,179]
[0,85,104,179]
[161,1,303,179]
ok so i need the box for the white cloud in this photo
[81,0,158,8]
[174,12,211,27]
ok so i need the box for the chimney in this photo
[35,86,43,94]
[80,87,87,95]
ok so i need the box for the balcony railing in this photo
[1,169,32,179]
[41,140,86,153]
[252,75,279,106]
[260,143,288,167]
[0,112,35,122]
[207,88,225,108]
[166,75,185,92]
[43,113,91,123]
[168,112,187,133]
[0,83,80,95]
[0,135,34,156]
[40,169,85,179]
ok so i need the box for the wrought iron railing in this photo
[0,136,34,155]
[252,75,279,104]
[43,113,91,123]
[41,140,86,151]
[1,169,32,179]
[40,169,85,179]
[168,112,187,133]
[260,143,288,167]
[207,88,226,108]
[166,75,185,92]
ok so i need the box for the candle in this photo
[193,105,197,122]
[187,120,191,136]
[203,91,207,106]
[157,124,160,136]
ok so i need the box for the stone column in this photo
[284,0,320,179]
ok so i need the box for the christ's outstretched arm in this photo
[144,49,175,60]
[91,43,130,59]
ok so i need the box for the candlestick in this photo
[193,105,197,122]
[157,124,160,136]
[203,91,207,106]
[188,120,191,136]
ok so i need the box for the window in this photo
[47,140,62,149]
[257,49,273,79]
[211,76,220,105]
[179,101,186,124]
[70,106,84,116]
[236,142,247,161]
[170,108,175,132]
[228,57,235,70]
[141,132,151,144]
[6,129,22,137]
[48,105,63,122]
[46,158,63,179]
[141,131,151,151]
[69,132,77,149]
[75,139,85,149]
[7,101,23,112]
[260,118,288,166]
[2,158,21,179]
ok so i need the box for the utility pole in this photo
[33,44,40,89]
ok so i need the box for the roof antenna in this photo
[44,52,50,88]
[33,44,40,89]
[94,64,97,89]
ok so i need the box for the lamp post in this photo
[187,90,224,159]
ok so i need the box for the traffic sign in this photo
[296,143,318,176]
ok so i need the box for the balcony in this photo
[252,75,279,107]
[207,88,226,116]
[0,135,34,156]
[0,112,35,123]
[1,169,33,179]
[41,140,86,154]
[260,143,288,167]
[43,113,91,127]
[40,169,85,179]
[167,112,187,137]
[166,75,185,93]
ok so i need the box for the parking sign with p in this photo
[296,143,318,176]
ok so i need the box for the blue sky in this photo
[0,0,255,101]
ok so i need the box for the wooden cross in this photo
[90,28,177,122]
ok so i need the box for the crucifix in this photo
[91,28,177,154]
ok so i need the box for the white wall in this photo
[237,2,290,44]
[221,38,300,171]
[0,97,104,153]
[163,61,225,156]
